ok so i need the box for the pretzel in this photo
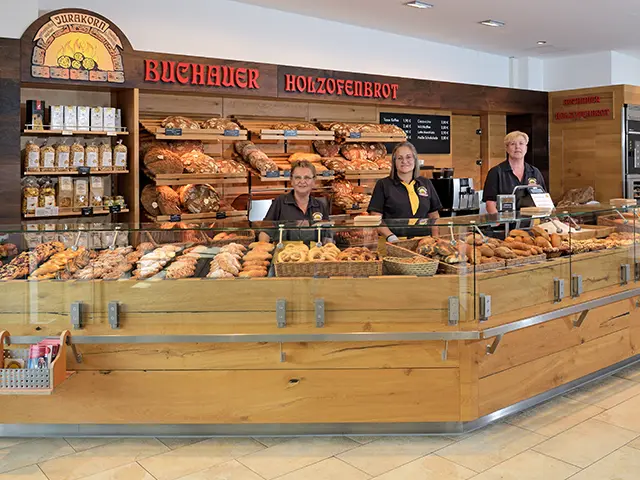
[309,247,325,261]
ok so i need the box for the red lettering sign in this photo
[144,58,260,90]
[282,74,399,100]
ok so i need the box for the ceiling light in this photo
[405,1,434,9]
[479,19,505,27]
[537,41,547,45]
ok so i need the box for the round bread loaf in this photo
[161,115,200,129]
[313,141,341,157]
[180,150,217,174]
[156,186,181,215]
[144,148,184,175]
[341,143,369,161]
[177,184,220,214]
[140,184,160,217]
[168,141,204,156]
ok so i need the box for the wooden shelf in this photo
[140,118,247,141]
[259,129,334,141]
[22,130,128,136]
[343,134,406,143]
[152,210,248,222]
[23,208,129,219]
[152,172,248,187]
[24,170,129,176]
[344,170,390,180]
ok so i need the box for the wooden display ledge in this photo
[24,170,129,176]
[152,210,248,222]
[152,172,248,187]
[344,170,390,180]
[343,133,407,143]
[23,207,129,219]
[22,129,128,137]
[140,118,247,141]
[235,117,334,142]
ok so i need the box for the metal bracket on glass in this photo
[615,209,629,224]
[554,278,565,303]
[70,301,83,330]
[486,334,503,355]
[447,222,457,246]
[441,340,449,361]
[108,226,121,251]
[448,296,460,326]
[279,342,286,363]
[573,310,589,328]
[315,299,325,328]
[70,342,83,364]
[470,221,488,244]
[635,262,640,282]
[564,214,582,231]
[479,294,492,322]
[276,224,285,250]
[621,264,631,286]
[571,274,583,298]
[276,299,286,328]
[108,302,120,329]
[71,231,83,252]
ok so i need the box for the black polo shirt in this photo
[483,161,547,209]
[368,176,442,237]
[262,191,330,242]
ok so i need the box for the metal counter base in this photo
[2,353,638,438]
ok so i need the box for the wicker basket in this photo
[383,257,438,276]
[394,238,421,251]
[505,253,547,267]
[274,259,382,277]
[438,260,505,275]
[386,242,420,258]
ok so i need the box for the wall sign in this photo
[380,112,451,154]
[282,73,398,100]
[144,59,260,89]
[552,92,614,122]
[30,11,126,83]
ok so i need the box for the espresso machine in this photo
[431,176,480,217]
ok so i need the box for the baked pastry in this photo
[321,157,346,173]
[168,141,204,156]
[161,116,200,129]
[141,184,161,217]
[288,152,321,163]
[341,144,369,161]
[214,158,247,174]
[180,150,218,174]
[313,141,341,157]
[144,148,184,175]
[156,186,181,215]
[176,184,220,214]
[201,118,240,130]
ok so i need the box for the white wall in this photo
[543,51,613,91]
[611,51,640,85]
[0,0,38,39]
[1,0,517,88]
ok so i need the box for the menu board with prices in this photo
[380,112,451,154]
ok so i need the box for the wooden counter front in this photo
[1,249,640,431]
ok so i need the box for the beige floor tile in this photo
[238,436,357,479]
[624,435,640,450]
[276,457,370,480]
[569,446,640,479]
[38,438,168,480]
[437,423,545,472]
[157,438,204,450]
[533,418,638,468]
[471,450,579,480]
[251,437,298,448]
[506,396,604,437]
[0,438,36,450]
[0,465,48,480]
[614,362,640,382]
[64,438,118,453]
[78,463,155,480]
[176,459,264,480]
[373,454,475,480]
[337,436,453,476]
[596,394,640,432]
[345,436,380,445]
[564,376,640,409]
[139,438,264,480]
[0,438,74,474]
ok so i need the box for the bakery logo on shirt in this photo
[528,178,538,185]
[312,212,323,222]
[417,186,429,197]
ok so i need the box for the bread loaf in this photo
[140,185,160,217]
[156,186,181,215]
[288,152,321,163]
[201,118,240,130]
[180,150,217,174]
[144,148,184,175]
[313,141,341,157]
[341,144,369,161]
[161,116,200,129]
[176,184,220,214]
[168,141,204,156]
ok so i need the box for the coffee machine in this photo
[431,176,480,217]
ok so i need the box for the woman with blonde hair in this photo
[483,131,546,214]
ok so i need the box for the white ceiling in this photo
[233,0,640,58]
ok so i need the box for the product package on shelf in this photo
[55,141,70,171]
[114,140,128,171]
[90,177,105,207]
[21,177,39,215]
[38,178,56,208]
[103,107,116,132]
[73,178,89,210]
[40,142,55,172]
[25,100,45,130]
[98,143,113,171]
[71,141,85,169]
[90,107,103,132]
[50,105,64,130]
[77,106,90,132]
[63,105,77,131]
[85,143,99,169]
[57,176,73,208]
[24,141,40,172]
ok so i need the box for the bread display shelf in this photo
[343,133,406,143]
[22,129,128,137]
[23,208,129,219]
[24,170,129,176]
[151,172,248,187]
[140,118,247,141]
[344,170,391,180]
[274,154,335,181]
[152,210,248,222]
[235,118,334,142]
[0,330,72,395]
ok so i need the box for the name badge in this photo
[528,177,538,185]
[312,212,323,222]
[417,186,429,197]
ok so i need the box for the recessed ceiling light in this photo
[537,40,547,45]
[405,1,434,9]
[479,19,505,27]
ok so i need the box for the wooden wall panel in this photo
[480,114,506,187]
[452,115,481,186]
[223,97,308,119]
[139,92,222,116]
[0,368,461,423]
[309,103,377,122]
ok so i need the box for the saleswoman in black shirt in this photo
[483,131,547,214]
[258,160,331,243]
[368,142,442,242]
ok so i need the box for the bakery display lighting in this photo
[479,19,505,27]
[405,1,434,9]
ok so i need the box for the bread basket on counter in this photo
[383,256,438,276]
[274,259,382,278]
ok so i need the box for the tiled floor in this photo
[3,366,640,479]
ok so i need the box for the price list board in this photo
[380,112,451,154]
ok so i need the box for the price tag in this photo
[223,129,240,137]
[81,207,93,216]
[531,192,555,210]
[169,214,181,222]
[216,212,227,219]
[61,130,73,136]
[349,132,362,139]
[351,204,360,210]
[35,206,59,217]
[282,170,291,178]
[77,166,90,175]
[109,205,121,213]
[283,129,298,137]
[322,170,333,177]
[265,171,280,178]
[106,131,117,136]
[164,128,183,136]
